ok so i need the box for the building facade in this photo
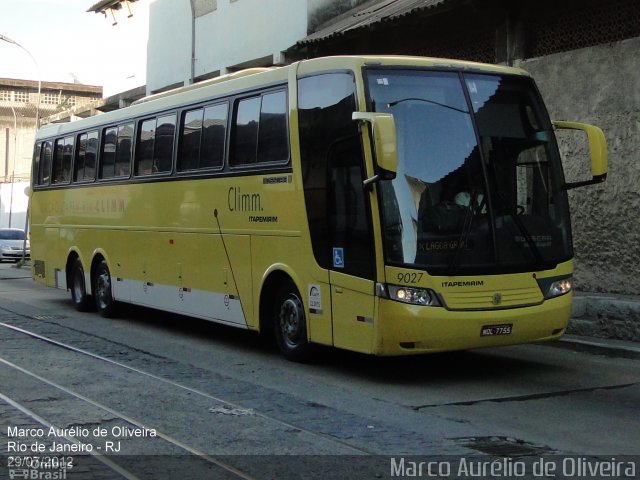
[146,0,368,94]
[0,78,102,227]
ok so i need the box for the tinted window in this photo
[115,123,133,177]
[136,115,175,175]
[75,131,98,182]
[154,114,176,173]
[178,109,203,171]
[52,136,73,184]
[231,96,260,166]
[298,73,373,278]
[257,91,288,163]
[100,124,133,179]
[179,103,228,172]
[40,141,52,185]
[136,119,156,175]
[100,127,118,178]
[85,131,99,181]
[33,142,42,186]
[201,103,227,169]
[231,90,288,167]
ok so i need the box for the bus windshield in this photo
[366,70,572,275]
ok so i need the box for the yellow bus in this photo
[30,56,607,360]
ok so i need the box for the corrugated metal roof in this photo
[300,0,454,45]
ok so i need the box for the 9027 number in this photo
[397,272,423,284]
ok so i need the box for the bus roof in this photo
[36,55,529,140]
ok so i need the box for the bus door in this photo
[327,139,376,354]
[297,72,376,353]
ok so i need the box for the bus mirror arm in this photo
[352,112,398,180]
[363,174,380,192]
[562,174,607,190]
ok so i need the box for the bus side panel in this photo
[330,271,376,354]
[30,224,54,287]
[111,230,252,328]
[251,235,334,346]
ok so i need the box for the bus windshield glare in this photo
[367,70,572,275]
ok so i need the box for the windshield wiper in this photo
[387,97,469,114]
[447,190,480,275]
[496,193,545,267]
[484,157,545,268]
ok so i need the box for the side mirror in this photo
[552,121,608,189]
[352,112,398,180]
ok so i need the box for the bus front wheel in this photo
[274,282,313,361]
[70,259,93,312]
[93,260,118,318]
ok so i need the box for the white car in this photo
[0,228,30,262]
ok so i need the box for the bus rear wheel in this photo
[70,259,93,311]
[273,282,313,361]
[93,260,118,318]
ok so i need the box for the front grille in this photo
[443,286,543,310]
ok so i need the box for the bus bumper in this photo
[373,293,572,356]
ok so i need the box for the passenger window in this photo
[179,109,203,171]
[33,142,42,186]
[40,141,52,185]
[85,131,99,180]
[257,91,288,163]
[155,114,176,173]
[75,131,98,182]
[201,103,226,169]
[52,136,73,184]
[231,91,288,167]
[136,114,175,175]
[100,123,133,179]
[136,119,156,175]
[100,127,118,178]
[231,96,261,166]
[179,103,227,171]
[76,134,87,181]
[115,123,133,177]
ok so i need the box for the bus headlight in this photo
[386,285,441,306]
[546,278,572,298]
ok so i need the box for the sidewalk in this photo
[1,262,639,359]
[569,291,640,342]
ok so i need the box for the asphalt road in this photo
[0,263,638,479]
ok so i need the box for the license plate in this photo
[481,324,513,337]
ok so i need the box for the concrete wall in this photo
[147,0,309,94]
[0,121,34,183]
[147,0,193,93]
[520,37,640,296]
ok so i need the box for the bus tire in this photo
[93,260,118,318]
[273,281,313,361]
[70,259,93,312]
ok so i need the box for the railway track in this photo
[0,314,388,479]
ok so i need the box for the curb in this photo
[569,294,640,343]
[550,334,640,360]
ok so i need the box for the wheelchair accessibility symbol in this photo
[333,248,345,268]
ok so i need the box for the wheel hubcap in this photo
[279,294,304,348]
[96,272,111,309]
[73,271,84,301]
